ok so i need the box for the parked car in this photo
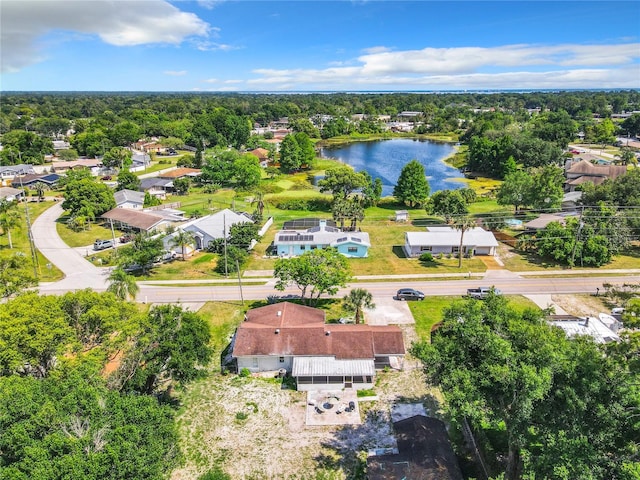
[120,233,134,243]
[100,175,112,181]
[466,286,502,299]
[93,239,114,251]
[396,288,425,301]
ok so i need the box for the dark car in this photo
[396,288,425,301]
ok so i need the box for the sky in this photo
[1,0,639,92]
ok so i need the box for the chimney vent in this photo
[277,311,282,317]
[275,329,280,334]
[325,330,331,336]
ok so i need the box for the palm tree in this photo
[170,229,195,261]
[452,216,477,268]
[107,267,139,300]
[343,288,376,324]
[0,203,21,249]
[251,190,266,218]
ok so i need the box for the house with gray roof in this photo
[0,187,25,201]
[114,189,145,209]
[173,208,254,251]
[404,226,498,258]
[274,220,370,258]
[1,164,35,181]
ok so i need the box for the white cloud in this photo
[164,70,187,76]
[248,42,640,90]
[1,0,210,73]
[196,41,241,52]
[361,46,391,55]
[197,0,223,10]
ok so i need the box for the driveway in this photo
[32,203,110,292]
[365,295,414,325]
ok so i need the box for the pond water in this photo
[319,138,464,197]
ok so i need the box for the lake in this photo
[319,138,464,197]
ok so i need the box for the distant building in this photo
[177,208,254,250]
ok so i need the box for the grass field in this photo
[56,217,123,248]
[0,201,64,282]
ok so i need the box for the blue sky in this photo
[1,1,639,91]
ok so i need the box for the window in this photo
[452,246,460,253]
[348,246,358,253]
[420,246,432,252]
[300,245,306,250]
[310,245,317,250]
[252,357,258,368]
[279,357,284,363]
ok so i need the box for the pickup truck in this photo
[466,286,502,299]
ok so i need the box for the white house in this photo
[114,189,145,209]
[177,208,254,250]
[404,226,498,258]
[232,302,405,391]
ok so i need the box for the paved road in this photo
[32,203,110,292]
[93,274,638,304]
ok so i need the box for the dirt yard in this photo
[171,351,439,480]
[551,293,611,317]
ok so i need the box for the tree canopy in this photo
[412,294,640,479]
[274,248,351,305]
[393,160,430,207]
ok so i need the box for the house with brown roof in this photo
[157,168,202,180]
[231,302,405,391]
[565,159,628,191]
[101,207,184,233]
[248,148,270,167]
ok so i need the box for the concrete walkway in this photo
[32,203,110,292]
[524,294,569,315]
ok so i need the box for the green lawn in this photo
[501,245,640,271]
[409,294,540,342]
[133,160,176,176]
[0,201,64,282]
[56,217,123,248]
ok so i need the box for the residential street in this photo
[32,202,110,292]
[30,204,640,304]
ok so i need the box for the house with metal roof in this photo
[403,226,498,258]
[231,302,405,391]
[274,220,370,258]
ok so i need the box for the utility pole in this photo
[109,218,118,258]
[236,259,244,306]
[223,214,228,277]
[569,205,585,269]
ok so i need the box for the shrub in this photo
[271,197,331,211]
[235,411,248,421]
[239,367,251,377]
[199,467,231,480]
[202,183,221,194]
[419,252,434,263]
